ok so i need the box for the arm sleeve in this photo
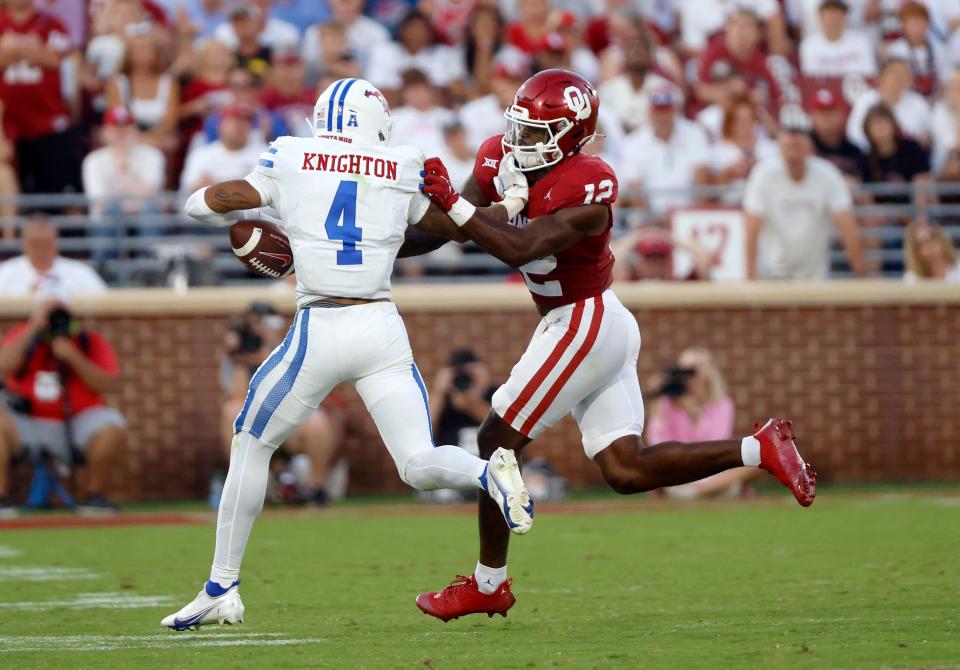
[244,141,284,208]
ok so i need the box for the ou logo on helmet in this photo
[563,86,592,121]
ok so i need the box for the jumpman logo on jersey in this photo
[482,578,494,587]
[545,188,553,200]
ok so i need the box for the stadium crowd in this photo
[0,0,958,286]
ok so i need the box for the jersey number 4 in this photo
[325,180,362,265]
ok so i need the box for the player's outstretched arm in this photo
[398,175,490,258]
[422,156,607,267]
[184,179,263,227]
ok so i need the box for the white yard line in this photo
[0,633,326,653]
[0,593,176,612]
[0,546,22,559]
[0,567,100,582]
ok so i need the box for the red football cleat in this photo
[416,575,516,622]
[755,418,817,507]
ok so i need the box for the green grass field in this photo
[0,489,957,669]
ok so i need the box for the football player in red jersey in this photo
[403,69,817,622]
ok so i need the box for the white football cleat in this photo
[483,447,534,535]
[161,580,244,631]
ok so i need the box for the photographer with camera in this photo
[219,301,341,506]
[0,296,126,515]
[430,349,496,456]
[646,347,757,499]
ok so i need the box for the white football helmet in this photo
[312,78,394,146]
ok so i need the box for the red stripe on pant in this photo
[502,300,586,428]
[519,296,604,436]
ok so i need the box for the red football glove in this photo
[420,156,460,212]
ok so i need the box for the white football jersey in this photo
[245,135,429,305]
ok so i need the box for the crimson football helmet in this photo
[502,69,600,172]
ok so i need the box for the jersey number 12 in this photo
[325,180,362,265]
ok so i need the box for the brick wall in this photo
[3,284,957,501]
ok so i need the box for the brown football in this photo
[229,220,294,279]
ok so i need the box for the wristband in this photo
[499,197,525,220]
[448,196,477,227]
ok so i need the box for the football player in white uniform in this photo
[163,79,533,631]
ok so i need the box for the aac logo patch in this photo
[483,157,499,169]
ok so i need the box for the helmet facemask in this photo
[502,105,574,172]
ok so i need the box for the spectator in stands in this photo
[596,13,683,96]
[105,27,179,152]
[258,49,313,138]
[697,8,781,115]
[180,103,265,192]
[505,0,552,54]
[598,25,682,134]
[391,69,456,159]
[85,0,157,87]
[302,0,390,72]
[0,0,83,196]
[611,227,712,281]
[214,0,298,53]
[0,295,126,514]
[0,214,107,296]
[302,21,361,85]
[886,2,946,98]
[0,102,19,238]
[903,219,960,282]
[932,69,960,175]
[81,105,165,251]
[678,0,789,56]
[459,3,503,98]
[218,4,273,79]
[178,38,235,141]
[809,88,866,179]
[846,58,932,151]
[619,88,712,223]
[858,103,933,206]
[429,348,494,463]
[552,11,600,85]
[646,347,756,499]
[202,65,284,144]
[744,118,866,279]
[177,0,230,40]
[799,0,877,78]
[459,50,529,150]
[220,301,336,505]
[711,95,778,203]
[437,121,475,189]
[365,9,465,102]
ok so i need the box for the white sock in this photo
[741,435,761,467]
[209,432,274,587]
[402,445,488,490]
[474,561,507,595]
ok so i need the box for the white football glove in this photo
[494,152,529,201]
[494,152,529,219]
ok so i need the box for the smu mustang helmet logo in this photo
[563,85,592,121]
[364,89,390,113]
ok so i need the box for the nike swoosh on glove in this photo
[420,157,461,212]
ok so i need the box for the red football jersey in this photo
[472,135,617,311]
[0,10,72,141]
